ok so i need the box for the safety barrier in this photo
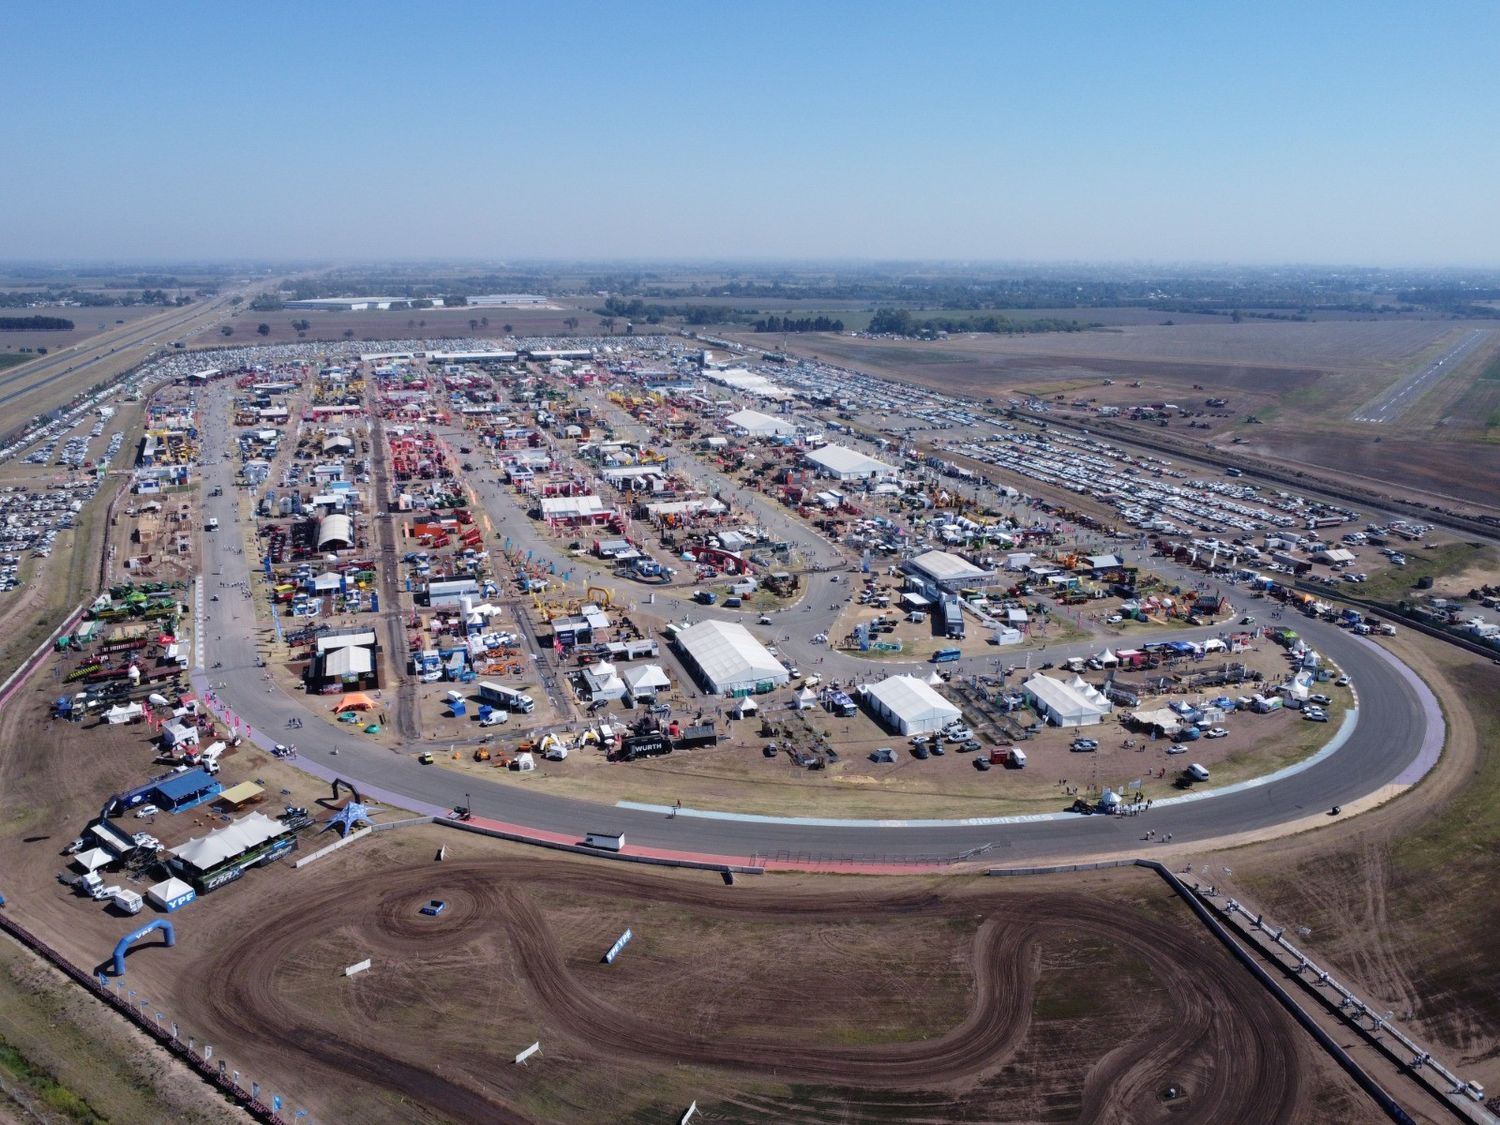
[0,907,300,1123]
[1193,878,1493,1122]
[293,826,372,868]
[1139,860,1418,1125]
[444,819,765,875]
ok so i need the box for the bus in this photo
[932,648,962,663]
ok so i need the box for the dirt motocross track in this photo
[180,858,1327,1124]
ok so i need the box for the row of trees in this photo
[867,308,1091,337]
[0,315,74,330]
[752,315,845,333]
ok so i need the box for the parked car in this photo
[943,726,973,742]
[1204,727,1229,739]
[974,757,992,771]
[1309,693,1331,706]
[1304,708,1329,723]
[912,743,930,760]
[1166,744,1188,754]
[1070,738,1099,752]
[959,739,982,753]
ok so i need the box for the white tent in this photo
[622,663,671,700]
[104,702,145,724]
[146,876,196,912]
[926,670,945,686]
[170,811,287,874]
[863,674,963,735]
[674,620,789,695]
[312,571,343,592]
[582,660,626,701]
[1096,649,1119,665]
[514,751,536,771]
[324,645,372,677]
[794,686,819,710]
[730,695,758,718]
[1022,674,1112,728]
[73,847,113,872]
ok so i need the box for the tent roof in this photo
[74,847,113,871]
[147,876,195,904]
[864,675,962,726]
[622,663,671,691]
[331,692,376,711]
[324,646,373,676]
[676,619,788,691]
[154,767,215,801]
[804,444,894,476]
[1022,674,1112,720]
[171,811,287,872]
[731,695,758,713]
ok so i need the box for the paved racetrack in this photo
[192,383,1439,865]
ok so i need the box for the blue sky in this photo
[3,1,1498,265]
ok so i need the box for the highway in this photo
[1351,327,1495,424]
[0,277,279,419]
[193,380,1440,866]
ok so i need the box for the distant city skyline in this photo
[4,2,1498,267]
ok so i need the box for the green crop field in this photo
[0,354,33,371]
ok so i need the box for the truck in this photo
[1006,747,1027,768]
[477,681,535,714]
[205,516,219,532]
[584,831,625,851]
[111,888,144,915]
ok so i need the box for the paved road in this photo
[0,279,272,416]
[194,383,1437,864]
[1351,328,1495,424]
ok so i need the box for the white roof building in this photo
[673,620,789,695]
[803,444,897,481]
[1022,674,1113,728]
[726,409,799,437]
[317,513,353,550]
[539,495,609,520]
[903,549,995,590]
[861,675,963,735]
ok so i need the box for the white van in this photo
[1186,763,1211,782]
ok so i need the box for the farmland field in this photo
[758,318,1500,507]
[221,303,588,344]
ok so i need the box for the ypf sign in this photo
[602,928,633,965]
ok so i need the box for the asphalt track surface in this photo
[186,861,1308,1123]
[192,386,1439,865]
[1351,327,1495,424]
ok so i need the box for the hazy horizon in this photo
[5,2,1499,268]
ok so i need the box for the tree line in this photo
[0,315,74,331]
[866,308,1091,336]
[752,315,845,333]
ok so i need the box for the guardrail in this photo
[0,907,297,1123]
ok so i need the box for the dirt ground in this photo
[165,834,1354,1125]
[0,650,1359,1124]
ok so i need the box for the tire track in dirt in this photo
[181,860,1313,1123]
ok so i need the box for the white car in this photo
[1335,675,1351,686]
[1204,728,1229,739]
[1107,614,1123,624]
[810,633,828,645]
[943,727,974,742]
[133,833,161,850]
[134,804,159,818]
[1166,744,1187,754]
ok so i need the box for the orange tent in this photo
[331,692,377,712]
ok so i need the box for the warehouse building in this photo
[672,619,789,696]
[317,513,353,551]
[803,444,897,481]
[860,674,962,735]
[903,549,996,594]
[726,409,800,438]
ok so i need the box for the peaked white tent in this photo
[863,674,962,735]
[794,686,819,710]
[1022,674,1112,728]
